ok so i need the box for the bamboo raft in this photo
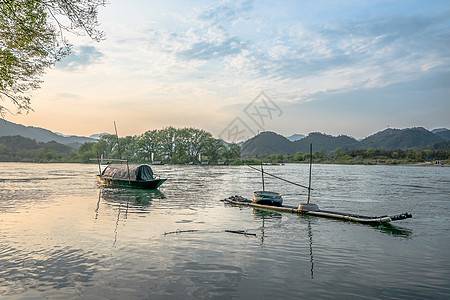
[228,144,412,225]
[223,196,412,224]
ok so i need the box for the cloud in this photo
[198,0,253,25]
[109,2,450,109]
[219,10,450,100]
[56,93,81,99]
[56,45,104,71]
[177,36,246,60]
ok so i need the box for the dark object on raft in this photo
[253,190,283,206]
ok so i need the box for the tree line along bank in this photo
[244,146,450,165]
[1,127,449,165]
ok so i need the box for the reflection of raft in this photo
[223,196,412,224]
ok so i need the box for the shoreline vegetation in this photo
[243,148,449,166]
[1,129,449,166]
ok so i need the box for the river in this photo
[0,162,449,299]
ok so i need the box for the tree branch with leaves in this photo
[0,0,107,117]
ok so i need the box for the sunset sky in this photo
[8,0,450,141]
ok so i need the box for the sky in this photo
[8,0,450,141]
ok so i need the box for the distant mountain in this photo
[241,132,295,156]
[286,134,305,142]
[432,128,450,141]
[219,138,245,147]
[427,140,450,150]
[293,132,358,153]
[0,119,96,149]
[241,127,449,156]
[0,135,74,162]
[358,127,443,150]
[89,132,110,140]
[431,128,448,134]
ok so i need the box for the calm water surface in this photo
[0,162,449,299]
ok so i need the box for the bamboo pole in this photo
[114,121,122,160]
[261,162,265,191]
[89,158,128,162]
[307,143,313,204]
[245,164,313,190]
[126,159,131,183]
[96,151,101,175]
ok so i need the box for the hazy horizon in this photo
[6,0,450,141]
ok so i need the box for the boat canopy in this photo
[102,164,154,181]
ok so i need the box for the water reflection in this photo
[252,209,282,245]
[3,163,445,299]
[0,244,101,296]
[371,223,412,237]
[99,188,165,208]
[308,220,314,279]
[252,208,283,220]
[252,208,315,278]
[95,189,165,246]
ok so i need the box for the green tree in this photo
[365,148,375,158]
[119,136,137,161]
[303,153,311,161]
[172,127,212,162]
[136,130,159,162]
[156,126,177,161]
[313,148,327,160]
[221,143,241,161]
[0,0,106,116]
[77,141,96,162]
[95,134,117,159]
[333,147,343,158]
[203,137,225,162]
[294,152,304,161]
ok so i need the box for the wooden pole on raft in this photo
[261,162,265,191]
[307,143,312,204]
[126,159,131,183]
[114,121,130,182]
[245,164,313,190]
[96,151,102,175]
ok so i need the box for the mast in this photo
[261,162,265,191]
[114,121,122,160]
[307,143,312,204]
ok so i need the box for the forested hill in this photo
[0,136,74,162]
[240,132,296,155]
[358,128,443,150]
[241,127,450,156]
[0,119,96,149]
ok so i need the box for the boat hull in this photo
[96,175,166,189]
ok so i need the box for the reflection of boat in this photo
[97,164,167,189]
[100,188,165,207]
[253,191,283,206]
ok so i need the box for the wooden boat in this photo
[97,164,166,189]
[253,191,283,206]
[92,123,167,189]
[223,196,412,224]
